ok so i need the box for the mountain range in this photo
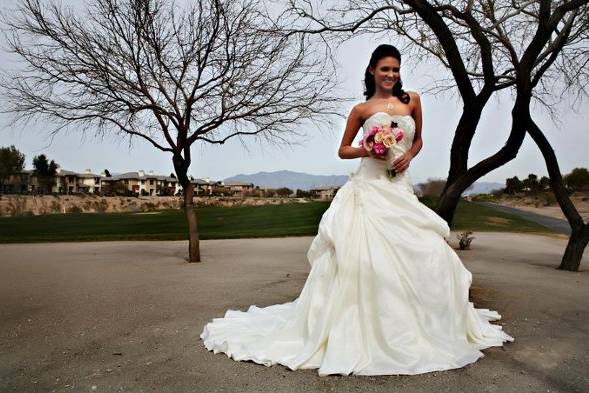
[224,170,503,195]
[225,170,348,191]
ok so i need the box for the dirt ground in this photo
[0,233,588,393]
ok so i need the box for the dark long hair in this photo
[364,44,410,104]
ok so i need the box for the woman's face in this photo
[370,56,401,92]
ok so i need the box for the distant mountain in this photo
[463,182,504,196]
[224,170,504,195]
[224,170,348,191]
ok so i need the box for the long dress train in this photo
[200,112,514,376]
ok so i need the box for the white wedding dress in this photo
[200,112,514,376]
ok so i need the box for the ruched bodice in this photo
[355,113,416,192]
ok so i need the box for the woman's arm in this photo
[392,92,423,172]
[338,105,370,159]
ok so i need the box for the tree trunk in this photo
[436,121,526,227]
[435,91,531,226]
[183,182,201,263]
[525,118,588,272]
[173,152,200,263]
[558,225,589,271]
[442,105,486,195]
[435,190,461,226]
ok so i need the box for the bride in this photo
[200,44,514,376]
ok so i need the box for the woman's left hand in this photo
[392,152,413,173]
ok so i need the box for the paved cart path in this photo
[479,202,571,234]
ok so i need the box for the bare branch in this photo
[1,0,343,170]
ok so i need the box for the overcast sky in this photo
[0,0,587,185]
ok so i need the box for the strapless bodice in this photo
[362,112,415,156]
[354,113,416,192]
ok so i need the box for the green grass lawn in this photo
[422,197,553,233]
[0,199,554,243]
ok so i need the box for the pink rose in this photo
[373,143,386,156]
[393,128,404,142]
[369,126,382,136]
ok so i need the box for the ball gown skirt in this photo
[200,113,514,376]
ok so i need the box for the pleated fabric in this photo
[200,113,514,376]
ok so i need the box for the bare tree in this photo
[282,0,589,270]
[1,0,340,262]
[527,120,589,271]
[416,178,446,197]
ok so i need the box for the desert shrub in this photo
[564,168,589,191]
[275,187,293,197]
[457,231,475,250]
[67,205,83,214]
[141,202,157,212]
[471,194,496,202]
[93,199,109,213]
[37,205,50,215]
[50,200,62,213]
[127,200,141,212]
[7,196,28,216]
[295,189,311,198]
[539,192,557,206]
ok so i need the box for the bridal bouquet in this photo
[361,121,404,178]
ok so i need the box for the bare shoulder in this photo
[348,102,369,120]
[407,90,421,102]
[406,91,421,114]
[350,102,368,114]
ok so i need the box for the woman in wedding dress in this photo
[200,44,514,376]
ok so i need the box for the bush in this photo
[471,194,496,202]
[564,168,589,191]
[295,189,311,198]
[7,196,28,216]
[275,187,293,197]
[50,200,62,213]
[141,202,157,212]
[67,205,83,214]
[93,199,109,213]
[539,192,557,206]
[416,178,446,197]
[457,231,475,250]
